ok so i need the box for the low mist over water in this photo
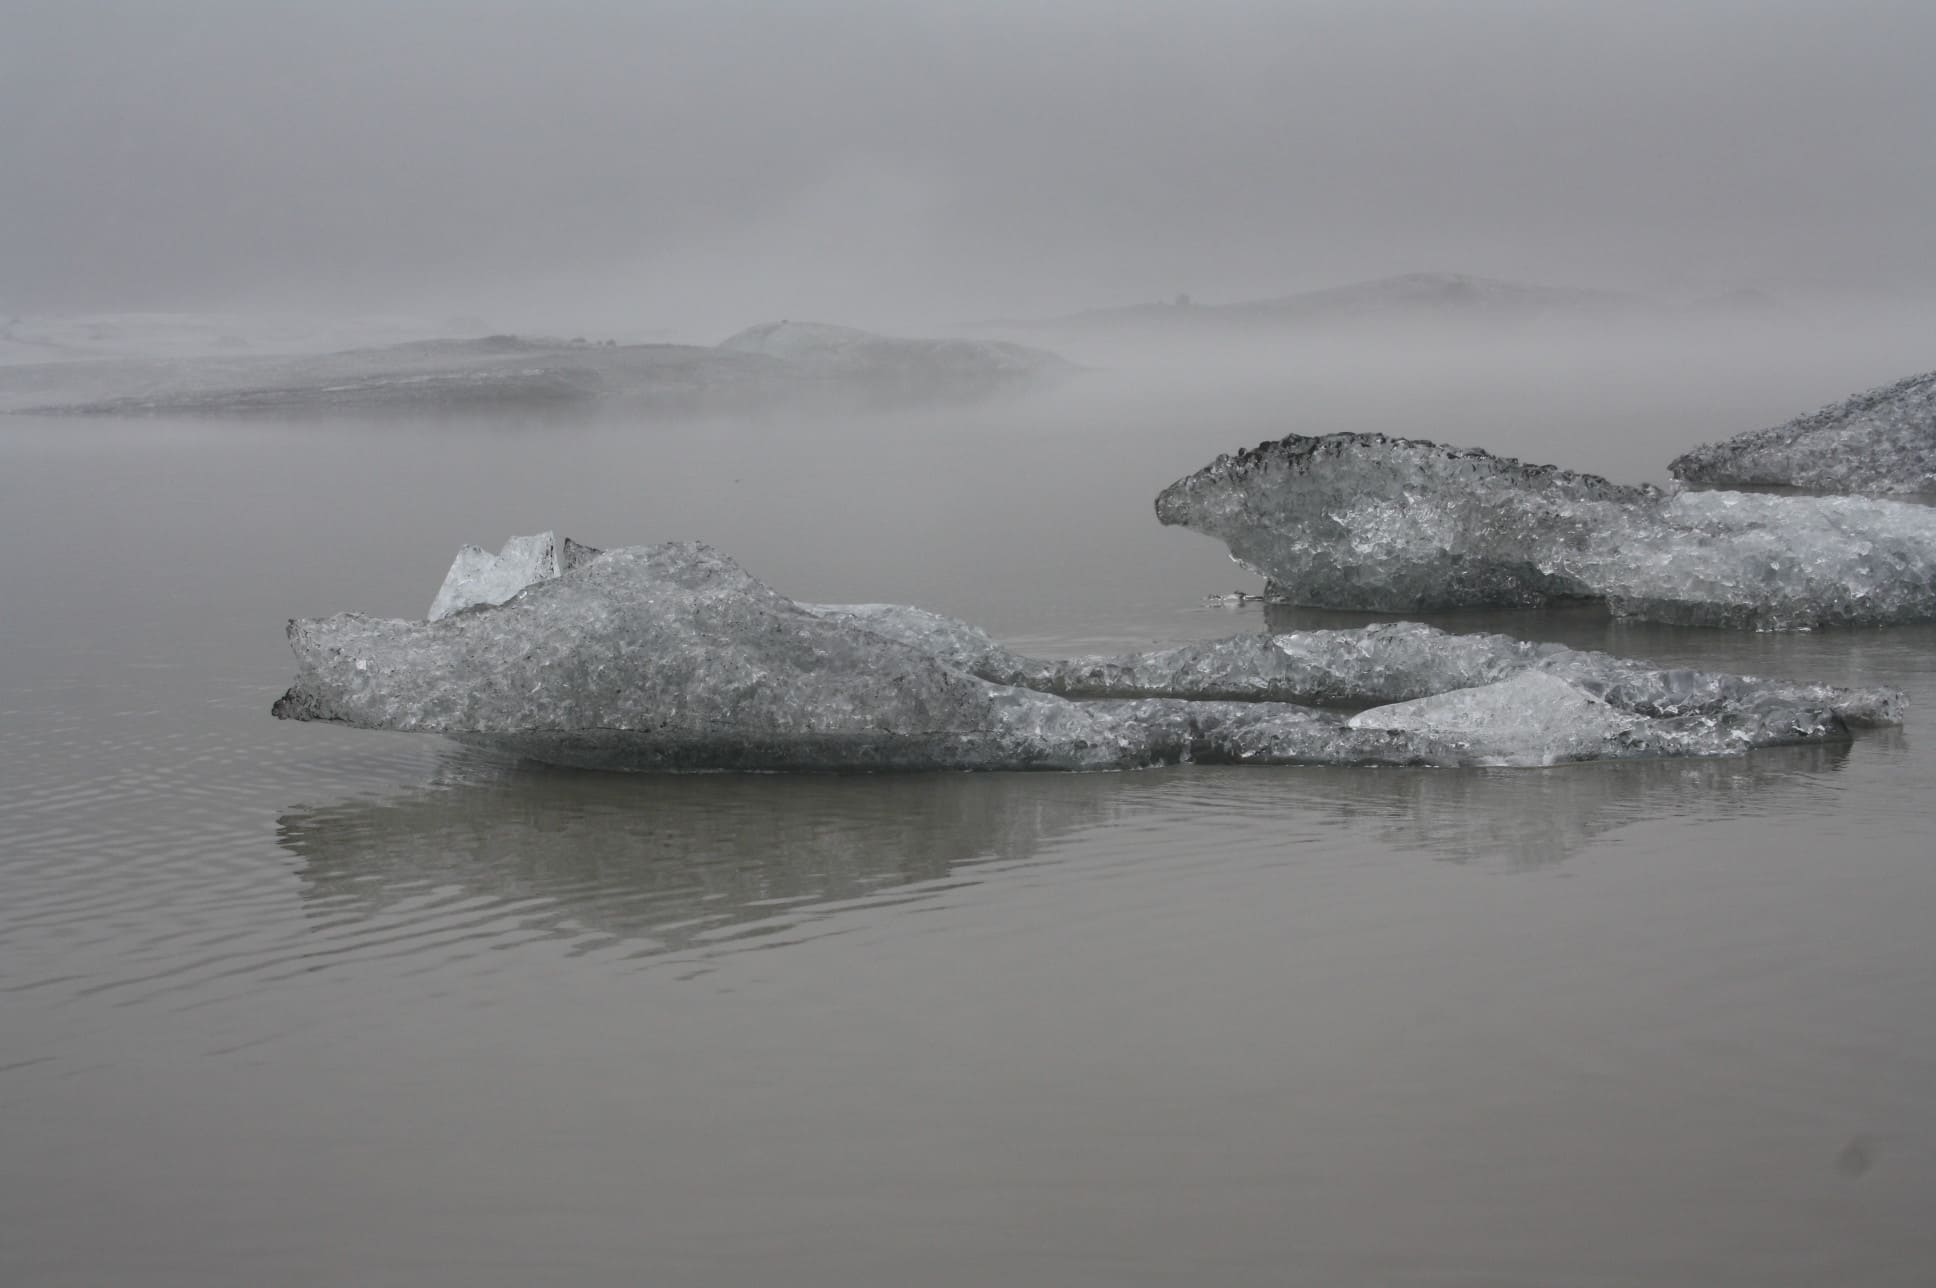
[5,2,1936,1284]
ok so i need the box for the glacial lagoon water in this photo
[4,349,1935,1286]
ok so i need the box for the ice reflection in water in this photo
[280,765,1138,969]
[276,737,1859,974]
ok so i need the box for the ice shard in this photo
[1669,369,1936,497]
[427,532,603,620]
[1156,432,1936,629]
[272,536,1899,772]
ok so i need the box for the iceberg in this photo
[1156,432,1936,629]
[271,536,1899,772]
[1669,369,1936,497]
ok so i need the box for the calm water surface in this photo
[3,366,1934,1285]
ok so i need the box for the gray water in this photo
[4,346,1935,1286]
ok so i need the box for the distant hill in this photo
[718,320,1072,378]
[986,272,1659,333]
[2,320,1074,417]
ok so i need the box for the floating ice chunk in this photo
[283,543,1168,772]
[1670,369,1936,496]
[274,537,1898,772]
[1585,490,1936,629]
[415,540,1901,729]
[1339,670,1841,766]
[426,532,602,620]
[1156,432,1648,612]
[816,603,1898,729]
[1348,671,1645,767]
[1156,432,1936,629]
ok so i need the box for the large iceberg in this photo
[1669,369,1936,497]
[1156,432,1936,629]
[272,536,1899,772]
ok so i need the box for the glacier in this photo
[1669,369,1936,497]
[1156,431,1936,629]
[272,535,1900,772]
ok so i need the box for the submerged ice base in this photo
[1156,432,1936,629]
[272,535,1900,773]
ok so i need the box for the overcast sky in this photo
[4,0,1933,332]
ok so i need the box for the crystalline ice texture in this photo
[1670,369,1936,496]
[1339,670,1754,767]
[272,537,1900,772]
[1156,432,1936,629]
[426,532,602,620]
[809,603,1900,730]
[1582,490,1936,629]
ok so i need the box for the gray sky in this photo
[5,0,1934,331]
